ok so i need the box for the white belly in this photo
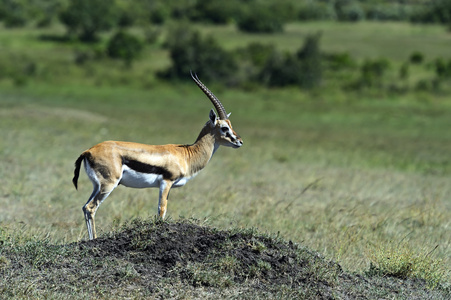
[173,173,198,187]
[119,165,199,189]
[173,177,188,187]
[120,165,162,188]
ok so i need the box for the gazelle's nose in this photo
[235,139,243,148]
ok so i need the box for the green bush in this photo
[149,3,170,24]
[346,57,391,91]
[190,0,239,24]
[233,42,276,87]
[117,11,135,28]
[365,4,412,21]
[237,42,276,69]
[399,63,409,80]
[237,4,285,33]
[114,0,170,26]
[410,0,451,25]
[0,0,66,28]
[415,79,432,91]
[410,51,424,64]
[257,33,323,89]
[258,51,302,87]
[0,0,28,28]
[298,2,336,21]
[335,0,365,22]
[60,0,119,42]
[360,58,390,87]
[433,58,451,78]
[107,31,144,67]
[297,33,323,89]
[323,52,357,71]
[170,1,196,20]
[159,26,237,82]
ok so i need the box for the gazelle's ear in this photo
[227,112,231,118]
[209,109,217,123]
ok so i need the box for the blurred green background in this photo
[0,0,450,284]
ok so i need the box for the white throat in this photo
[211,142,220,160]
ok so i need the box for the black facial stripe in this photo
[122,157,173,179]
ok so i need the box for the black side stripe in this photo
[122,157,173,179]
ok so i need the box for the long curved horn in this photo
[190,71,228,120]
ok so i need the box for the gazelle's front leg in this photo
[158,179,174,219]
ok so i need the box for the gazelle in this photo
[73,72,243,240]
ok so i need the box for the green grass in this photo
[368,243,446,289]
[0,21,451,290]
[0,82,450,285]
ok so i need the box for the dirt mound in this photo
[76,219,341,298]
[1,219,448,299]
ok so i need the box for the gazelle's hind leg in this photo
[82,158,119,240]
[83,187,100,240]
[83,183,116,240]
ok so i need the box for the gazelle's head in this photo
[191,72,243,149]
[208,109,242,148]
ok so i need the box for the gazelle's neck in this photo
[185,122,218,175]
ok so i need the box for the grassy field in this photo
[1,21,451,291]
[1,82,450,282]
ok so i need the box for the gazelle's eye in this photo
[221,127,229,132]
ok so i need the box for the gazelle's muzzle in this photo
[232,136,243,148]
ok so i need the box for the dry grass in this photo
[0,21,450,290]
[0,83,450,287]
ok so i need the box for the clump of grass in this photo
[367,243,446,289]
[249,239,267,253]
[215,255,240,274]
[248,259,272,278]
[0,256,9,270]
[182,261,235,288]
[115,261,140,280]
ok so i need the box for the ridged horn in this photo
[190,71,228,120]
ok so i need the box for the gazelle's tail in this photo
[73,154,85,190]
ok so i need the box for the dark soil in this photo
[1,219,449,299]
